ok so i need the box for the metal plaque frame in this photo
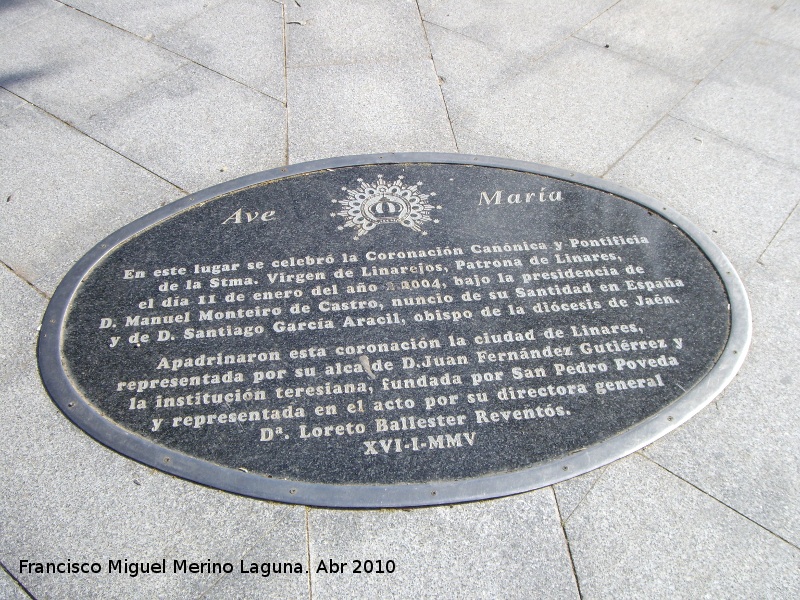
[38,153,752,508]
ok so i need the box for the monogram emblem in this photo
[331,176,441,239]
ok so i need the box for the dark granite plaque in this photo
[38,154,750,507]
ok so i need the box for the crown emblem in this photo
[331,176,441,240]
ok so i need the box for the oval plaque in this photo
[39,154,750,507]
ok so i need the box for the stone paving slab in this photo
[605,115,800,274]
[0,4,186,125]
[286,0,429,68]
[0,0,59,36]
[759,0,800,48]
[0,568,30,600]
[673,39,800,169]
[575,0,775,81]
[0,255,306,598]
[0,101,181,295]
[418,0,616,61]
[157,0,286,102]
[553,467,607,523]
[80,62,286,192]
[197,521,310,600]
[643,205,800,546]
[565,454,800,599]
[0,86,24,118]
[1,369,308,600]
[431,35,693,175]
[308,491,578,599]
[424,20,521,106]
[287,59,456,163]
[0,264,46,386]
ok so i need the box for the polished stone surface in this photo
[45,161,734,505]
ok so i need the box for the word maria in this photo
[479,189,563,205]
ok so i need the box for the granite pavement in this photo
[1,1,798,598]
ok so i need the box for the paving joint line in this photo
[421,13,590,74]
[551,487,584,600]
[754,34,800,52]
[420,19,493,49]
[282,1,290,165]
[524,31,580,71]
[418,20,589,127]
[600,71,701,180]
[109,0,237,43]
[558,465,608,525]
[531,1,626,72]
[150,50,287,107]
[416,3,459,152]
[747,199,799,278]
[640,453,800,551]
[510,0,628,73]
[580,2,785,86]
[692,27,765,85]
[586,0,624,26]
[1,0,60,32]
[196,505,297,598]
[0,259,50,300]
[600,112,674,179]
[0,561,37,600]
[287,54,437,69]
[420,19,534,80]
